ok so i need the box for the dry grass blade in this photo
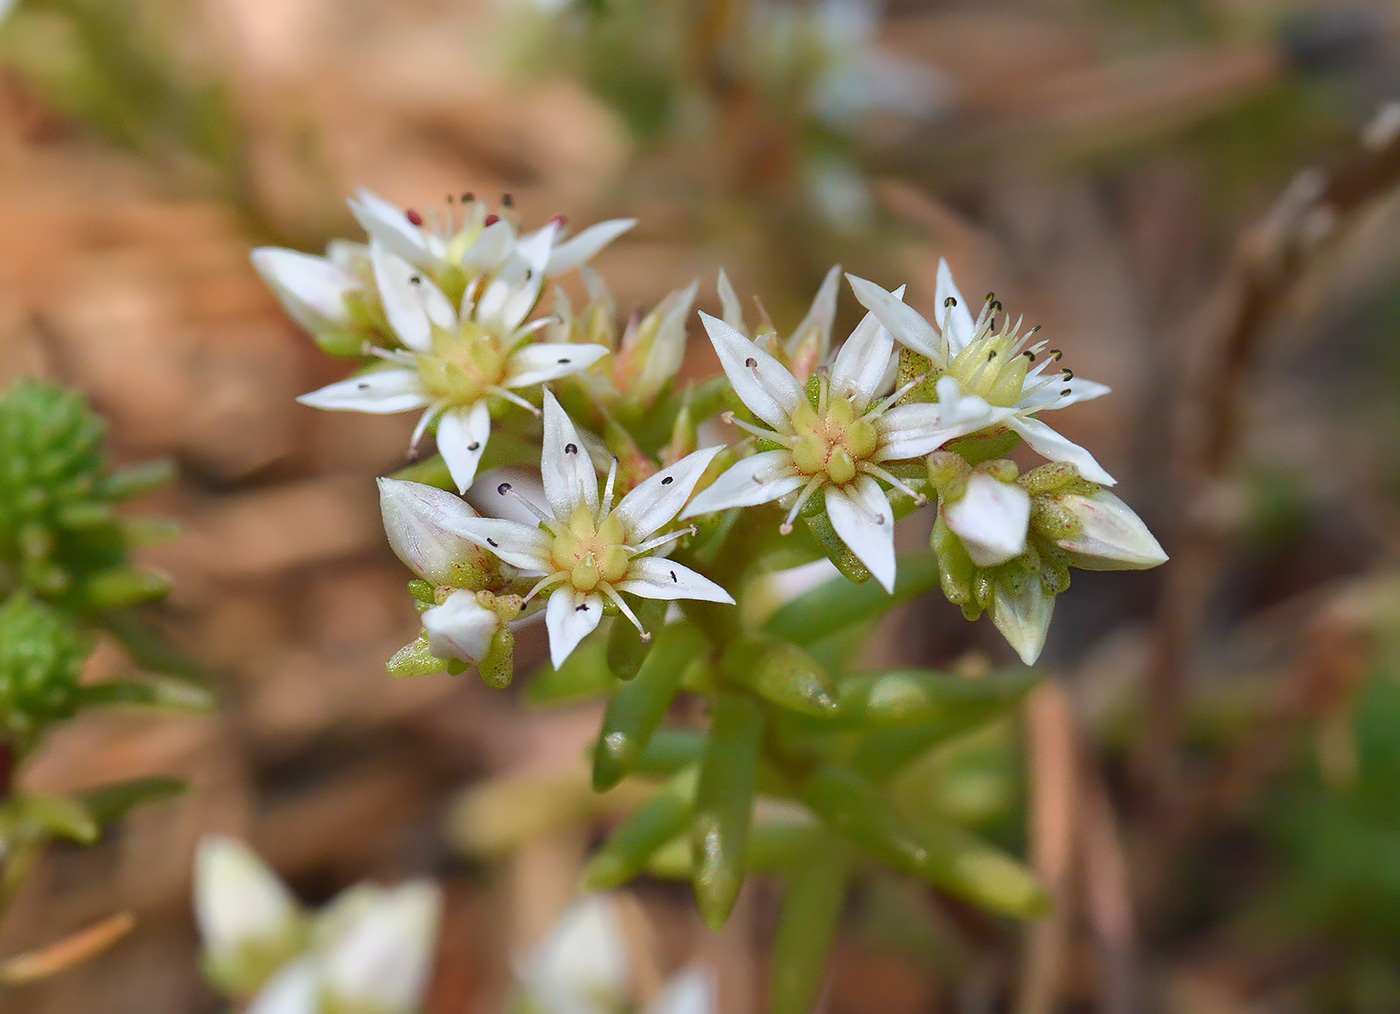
[0,912,136,986]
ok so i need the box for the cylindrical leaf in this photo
[593,623,707,791]
[765,551,942,645]
[797,766,928,875]
[834,668,1037,729]
[771,846,853,1014]
[722,638,838,718]
[692,693,764,929]
[606,599,669,681]
[583,767,698,891]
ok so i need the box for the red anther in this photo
[406,209,424,226]
[547,214,567,228]
[483,214,500,227]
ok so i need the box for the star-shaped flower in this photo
[296,226,609,492]
[847,259,1115,485]
[429,393,732,668]
[680,293,1008,592]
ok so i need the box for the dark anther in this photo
[525,269,534,281]
[467,442,480,451]
[575,604,589,612]
[502,193,514,207]
[564,443,578,454]
[1022,351,1036,360]
[358,382,370,390]
[462,192,474,202]
[483,214,500,227]
[944,296,958,307]
[1061,388,1072,396]
[670,570,678,582]
[1027,325,1041,335]
[985,291,996,303]
[1049,349,1063,361]
[406,209,424,226]
[557,357,571,364]
[1061,368,1074,380]
[661,476,674,485]
[991,300,1003,313]
[987,350,998,361]
[497,482,512,494]
[409,275,422,285]
[487,538,499,547]
[745,357,758,368]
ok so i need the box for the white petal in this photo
[321,882,442,1014]
[699,312,804,430]
[649,968,715,1014]
[617,557,735,604]
[943,474,1030,568]
[630,280,699,401]
[372,241,443,352]
[297,368,428,414]
[1006,416,1116,486]
[348,189,433,268]
[523,896,627,1008]
[679,451,802,518]
[992,580,1054,665]
[614,445,725,540]
[934,258,975,354]
[830,306,896,408]
[846,274,945,365]
[515,221,561,275]
[1053,490,1167,570]
[378,477,481,584]
[545,586,604,669]
[195,835,299,958]
[785,263,841,368]
[449,515,553,572]
[506,342,609,388]
[461,219,515,269]
[251,248,356,330]
[934,375,999,430]
[246,959,319,1014]
[541,391,600,517]
[824,477,896,592]
[874,401,1016,461]
[545,218,637,275]
[1018,375,1112,412]
[423,590,500,663]
[437,402,493,493]
[717,268,747,334]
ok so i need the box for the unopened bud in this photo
[1048,490,1167,571]
[942,473,1031,568]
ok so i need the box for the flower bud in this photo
[421,590,505,667]
[941,473,1031,568]
[319,882,443,1014]
[1048,489,1167,571]
[377,478,498,588]
[194,835,305,997]
[990,579,1054,666]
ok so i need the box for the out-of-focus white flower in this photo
[519,895,630,1013]
[849,261,1116,485]
[319,882,444,1014]
[420,393,732,668]
[1049,488,1167,570]
[194,835,304,997]
[297,234,609,493]
[682,290,996,592]
[942,473,1031,569]
[648,967,715,1014]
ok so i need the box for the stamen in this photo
[859,462,927,504]
[408,403,442,451]
[721,411,795,447]
[629,526,698,555]
[516,316,555,339]
[601,457,618,517]
[365,344,417,366]
[779,475,824,535]
[497,482,558,530]
[1060,368,1074,380]
[600,584,650,642]
[483,214,500,227]
[406,209,424,227]
[522,572,567,606]
[487,386,542,415]
[863,374,928,420]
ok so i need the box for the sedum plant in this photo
[257,189,1166,1012]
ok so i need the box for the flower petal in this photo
[648,968,715,1014]
[617,557,735,604]
[991,580,1054,665]
[1053,490,1167,570]
[297,368,428,414]
[1006,415,1116,486]
[1018,374,1112,412]
[461,219,515,269]
[377,478,480,584]
[679,450,802,518]
[195,835,299,959]
[506,342,610,389]
[824,476,896,592]
[321,882,442,1014]
[874,401,1016,461]
[449,515,552,572]
[545,586,604,669]
[371,241,445,351]
[614,445,725,540]
[830,292,902,409]
[246,959,319,1014]
[934,258,976,354]
[437,401,493,493]
[785,263,841,376]
[943,474,1030,568]
[523,896,627,1009]
[541,391,600,518]
[933,375,999,429]
[545,218,637,275]
[348,188,433,268]
[699,311,804,430]
[716,268,747,334]
[251,248,356,331]
[423,590,500,664]
[846,274,945,365]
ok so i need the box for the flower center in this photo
[788,389,879,486]
[549,505,631,592]
[944,325,1035,407]
[416,321,509,404]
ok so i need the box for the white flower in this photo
[194,835,303,996]
[245,959,319,1014]
[717,265,840,385]
[519,895,629,1014]
[1050,488,1167,570]
[942,473,1031,568]
[297,233,609,493]
[648,967,714,1014]
[848,260,1116,485]
[252,246,365,347]
[319,882,443,1014]
[680,299,1001,593]
[414,393,732,668]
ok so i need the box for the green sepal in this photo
[593,623,707,791]
[943,425,1022,467]
[606,598,668,681]
[766,550,942,646]
[722,637,838,717]
[387,636,449,678]
[931,516,978,612]
[478,624,515,689]
[771,845,854,1014]
[81,776,185,825]
[76,677,216,713]
[692,692,765,929]
[525,637,616,707]
[310,327,371,358]
[407,580,436,604]
[583,766,698,891]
